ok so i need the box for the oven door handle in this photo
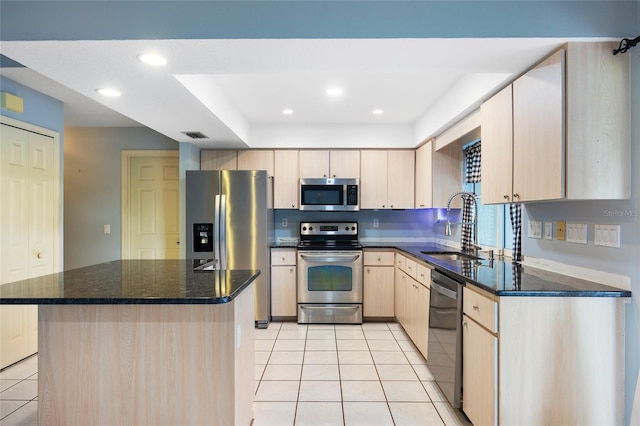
[431,281,457,300]
[299,254,361,263]
[300,305,361,311]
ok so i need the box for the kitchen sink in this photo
[420,251,480,261]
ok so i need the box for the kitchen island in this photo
[0,260,259,426]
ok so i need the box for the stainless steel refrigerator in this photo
[186,170,273,328]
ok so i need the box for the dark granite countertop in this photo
[361,241,631,298]
[0,260,260,304]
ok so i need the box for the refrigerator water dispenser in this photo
[193,223,213,252]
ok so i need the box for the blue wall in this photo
[0,76,64,136]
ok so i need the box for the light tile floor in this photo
[0,322,471,426]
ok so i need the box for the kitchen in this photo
[1,1,639,425]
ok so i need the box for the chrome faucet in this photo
[444,191,480,257]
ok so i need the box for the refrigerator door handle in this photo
[220,194,227,269]
[214,194,221,269]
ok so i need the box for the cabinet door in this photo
[360,150,388,209]
[414,282,430,358]
[463,316,498,426]
[481,84,514,204]
[432,143,463,208]
[363,266,395,317]
[394,267,408,325]
[274,150,299,209]
[513,50,565,202]
[387,150,415,209]
[329,150,360,178]
[237,150,274,177]
[201,150,237,170]
[271,265,297,317]
[299,150,330,178]
[415,142,433,209]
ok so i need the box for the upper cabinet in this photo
[299,150,360,179]
[361,150,414,209]
[481,42,630,204]
[201,150,237,170]
[274,150,299,209]
[414,142,433,208]
[237,150,275,177]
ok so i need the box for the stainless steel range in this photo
[297,221,363,324]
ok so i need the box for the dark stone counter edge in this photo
[362,243,632,298]
[0,270,261,305]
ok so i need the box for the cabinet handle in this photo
[323,174,327,178]
[282,257,285,261]
[382,204,385,208]
[332,174,336,178]
[503,195,510,200]
[462,321,467,327]
[513,193,520,199]
[37,253,42,259]
[473,305,479,310]
[390,205,394,208]
[289,268,293,272]
[291,204,295,208]
[420,204,425,207]
[377,257,381,262]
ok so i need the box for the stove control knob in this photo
[351,226,356,231]
[302,226,307,231]
[345,226,349,231]
[309,226,313,231]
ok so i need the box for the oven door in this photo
[297,250,363,304]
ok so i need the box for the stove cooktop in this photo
[297,221,360,250]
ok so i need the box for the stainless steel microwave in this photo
[299,178,359,211]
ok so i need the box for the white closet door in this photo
[0,123,55,368]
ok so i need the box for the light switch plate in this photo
[594,224,620,248]
[544,222,553,240]
[566,223,588,244]
[527,221,542,239]
[557,221,566,240]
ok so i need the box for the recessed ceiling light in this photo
[326,87,343,97]
[282,109,293,115]
[372,109,384,115]
[137,53,167,66]
[96,88,121,97]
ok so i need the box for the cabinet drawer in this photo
[271,249,296,266]
[416,262,432,287]
[404,258,417,280]
[464,286,498,333]
[364,251,395,266]
[396,253,406,270]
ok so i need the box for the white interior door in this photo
[128,156,180,259]
[0,123,56,368]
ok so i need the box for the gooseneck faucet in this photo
[444,191,479,257]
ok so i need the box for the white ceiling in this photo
[0,38,571,148]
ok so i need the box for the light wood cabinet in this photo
[201,150,237,170]
[274,150,299,209]
[363,250,395,318]
[361,150,414,209]
[270,248,297,318]
[481,42,630,204]
[394,252,431,358]
[299,150,360,178]
[237,150,274,176]
[414,141,433,208]
[462,284,625,425]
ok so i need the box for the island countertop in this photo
[0,259,260,304]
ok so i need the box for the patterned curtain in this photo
[460,193,476,253]
[509,203,522,262]
[464,142,482,183]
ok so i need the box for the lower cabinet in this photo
[363,250,395,318]
[270,248,297,318]
[394,253,431,359]
[462,285,626,425]
[462,288,498,425]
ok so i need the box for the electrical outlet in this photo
[104,224,111,234]
[281,218,288,227]
[556,221,566,240]
[544,222,553,240]
[373,219,379,228]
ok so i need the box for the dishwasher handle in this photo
[431,281,458,300]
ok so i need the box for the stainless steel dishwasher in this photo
[427,269,464,408]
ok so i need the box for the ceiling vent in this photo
[182,131,208,139]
